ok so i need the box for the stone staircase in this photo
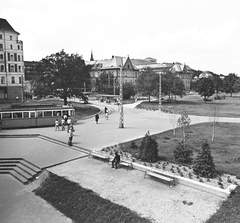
[0,158,41,184]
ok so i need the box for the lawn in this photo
[137,93,240,118]
[122,122,240,177]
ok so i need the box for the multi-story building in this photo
[0,18,24,102]
[86,53,193,92]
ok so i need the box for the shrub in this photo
[138,133,158,163]
[193,139,216,178]
[173,141,193,163]
[130,141,138,150]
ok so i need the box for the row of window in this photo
[0,64,24,73]
[0,109,75,119]
[0,34,15,41]
[0,43,23,51]
[1,76,23,85]
[0,52,24,62]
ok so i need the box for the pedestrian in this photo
[68,126,75,146]
[95,113,99,124]
[104,107,109,120]
[67,118,71,133]
[61,118,65,131]
[111,151,120,169]
[55,119,60,131]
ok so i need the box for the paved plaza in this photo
[1,100,240,223]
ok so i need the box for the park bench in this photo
[144,169,174,187]
[89,151,109,163]
[109,156,133,171]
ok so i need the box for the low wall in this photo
[131,162,236,198]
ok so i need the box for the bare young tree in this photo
[208,104,220,141]
[176,107,191,146]
[168,106,178,136]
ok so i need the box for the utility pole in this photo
[159,71,162,111]
[119,66,124,128]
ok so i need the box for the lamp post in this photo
[119,66,124,128]
[159,71,162,111]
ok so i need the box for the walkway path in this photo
[1,100,240,223]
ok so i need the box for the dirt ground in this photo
[48,157,225,223]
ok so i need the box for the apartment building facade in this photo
[0,18,24,102]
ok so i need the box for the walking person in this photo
[95,113,99,124]
[67,118,71,133]
[61,118,65,131]
[104,107,109,120]
[68,126,75,146]
[111,151,120,169]
[55,119,60,131]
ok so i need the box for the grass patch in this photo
[34,172,152,223]
[206,186,240,223]
[122,122,240,176]
[137,94,240,118]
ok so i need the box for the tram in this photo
[0,105,75,129]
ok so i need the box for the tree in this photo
[208,105,220,142]
[193,139,216,178]
[34,50,91,105]
[176,109,191,147]
[123,82,135,99]
[168,106,177,136]
[135,67,159,102]
[173,141,193,164]
[196,78,215,102]
[212,74,223,98]
[96,71,114,94]
[162,72,185,101]
[233,78,240,93]
[138,133,158,162]
[223,73,239,96]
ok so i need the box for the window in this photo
[19,77,22,84]
[0,34,2,39]
[15,64,17,72]
[2,113,12,119]
[1,65,4,72]
[18,45,20,50]
[44,111,53,117]
[1,77,5,84]
[11,76,15,84]
[10,54,13,61]
[10,45,13,49]
[0,44,3,50]
[13,112,22,118]
[18,66,21,72]
[30,112,35,118]
[37,111,43,117]
[10,36,12,40]
[23,112,29,118]
[0,54,3,60]
[53,110,61,116]
[18,55,20,61]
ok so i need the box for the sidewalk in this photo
[1,100,240,223]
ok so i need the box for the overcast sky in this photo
[1,0,239,75]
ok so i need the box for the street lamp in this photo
[119,65,124,128]
[159,71,162,111]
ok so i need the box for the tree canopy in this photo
[196,78,215,102]
[223,73,239,96]
[135,67,159,101]
[34,50,91,104]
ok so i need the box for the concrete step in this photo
[9,170,28,184]
[0,169,10,174]
[17,163,38,176]
[14,166,33,180]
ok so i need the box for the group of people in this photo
[54,114,75,146]
[95,106,109,124]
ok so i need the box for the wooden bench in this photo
[144,170,174,187]
[89,151,109,163]
[109,156,133,171]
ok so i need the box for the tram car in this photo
[0,105,75,129]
